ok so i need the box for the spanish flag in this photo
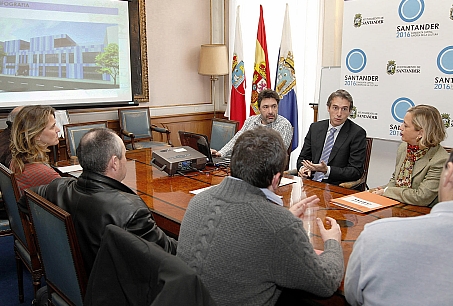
[250,5,271,115]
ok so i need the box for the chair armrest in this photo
[151,125,172,146]
[121,129,134,139]
[339,178,363,189]
[151,125,170,134]
[121,129,137,149]
[284,169,298,176]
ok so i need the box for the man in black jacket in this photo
[297,89,366,186]
[24,127,177,275]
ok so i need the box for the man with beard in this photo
[212,89,293,157]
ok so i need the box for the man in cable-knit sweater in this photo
[177,127,344,306]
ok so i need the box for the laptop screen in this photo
[178,131,212,162]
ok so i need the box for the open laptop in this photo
[178,131,230,166]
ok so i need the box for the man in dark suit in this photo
[296,89,366,186]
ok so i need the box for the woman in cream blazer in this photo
[372,105,448,207]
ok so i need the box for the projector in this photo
[151,146,207,176]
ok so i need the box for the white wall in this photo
[367,139,400,188]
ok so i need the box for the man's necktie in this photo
[313,127,336,182]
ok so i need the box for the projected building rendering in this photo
[1,27,117,80]
[0,0,132,108]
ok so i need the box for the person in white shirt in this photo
[344,151,453,306]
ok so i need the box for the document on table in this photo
[331,191,399,213]
[57,165,83,173]
[279,177,297,187]
[190,185,217,195]
[55,165,83,178]
[190,177,297,196]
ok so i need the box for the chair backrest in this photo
[210,118,239,151]
[63,121,108,157]
[25,189,87,306]
[332,137,374,191]
[360,137,373,190]
[118,107,153,141]
[85,224,215,306]
[286,127,294,170]
[0,163,27,247]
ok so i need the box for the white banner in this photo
[342,0,453,147]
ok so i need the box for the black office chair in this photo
[85,224,216,306]
[25,189,88,306]
[0,163,43,303]
[118,107,172,150]
[210,118,239,151]
[63,121,108,157]
[339,137,373,191]
[285,127,294,170]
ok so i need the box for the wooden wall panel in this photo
[152,113,216,146]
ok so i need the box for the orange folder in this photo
[330,191,399,213]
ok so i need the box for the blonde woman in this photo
[373,105,448,207]
[10,105,61,194]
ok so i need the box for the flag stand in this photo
[210,75,219,118]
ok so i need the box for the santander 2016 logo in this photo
[346,49,367,73]
[437,46,453,75]
[391,97,415,123]
[398,0,425,22]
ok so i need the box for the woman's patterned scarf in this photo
[395,144,429,187]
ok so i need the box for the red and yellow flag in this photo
[250,5,271,115]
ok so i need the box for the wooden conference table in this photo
[122,148,430,304]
